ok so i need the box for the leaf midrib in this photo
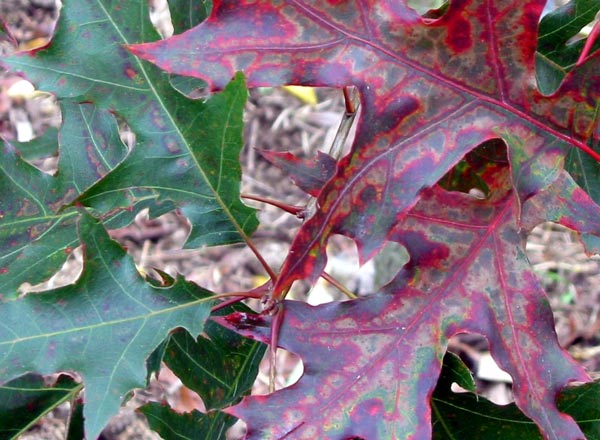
[94,1,252,244]
[0,295,213,347]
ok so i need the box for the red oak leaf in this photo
[128,1,600,438]
[129,0,599,298]
[217,159,600,439]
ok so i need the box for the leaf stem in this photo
[334,86,360,159]
[304,87,361,218]
[210,283,271,312]
[343,86,356,114]
[242,193,305,217]
[269,302,285,393]
[321,271,358,299]
[576,19,600,66]
[238,230,279,282]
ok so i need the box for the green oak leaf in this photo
[168,0,211,35]
[0,102,171,299]
[0,212,215,439]
[140,402,236,440]
[0,373,81,440]
[2,0,257,249]
[164,322,266,411]
[432,356,600,439]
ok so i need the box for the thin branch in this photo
[269,302,285,393]
[576,19,600,66]
[304,86,360,218]
[321,271,358,299]
[239,229,279,281]
[343,86,356,114]
[210,283,271,312]
[242,193,305,217]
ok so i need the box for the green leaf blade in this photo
[0,373,81,440]
[2,0,257,249]
[0,212,214,439]
[140,402,236,440]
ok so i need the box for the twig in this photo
[321,271,358,299]
[242,193,305,217]
[304,86,360,218]
[576,19,600,66]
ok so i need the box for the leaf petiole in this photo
[242,193,305,217]
[321,271,358,299]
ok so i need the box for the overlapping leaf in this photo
[537,0,600,213]
[163,322,265,412]
[0,102,170,298]
[432,354,600,439]
[537,0,600,91]
[129,0,600,297]
[140,312,266,438]
[0,373,81,439]
[0,212,215,439]
[1,0,256,253]
[140,403,236,440]
[168,0,211,35]
[218,158,600,438]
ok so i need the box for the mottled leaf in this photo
[2,0,257,250]
[0,102,171,299]
[0,373,80,440]
[0,212,215,439]
[140,402,236,440]
[218,159,600,439]
[129,0,599,296]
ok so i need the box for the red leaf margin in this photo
[216,166,600,439]
[127,0,599,301]
[128,1,600,438]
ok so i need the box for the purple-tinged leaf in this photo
[218,158,600,439]
[127,0,599,295]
